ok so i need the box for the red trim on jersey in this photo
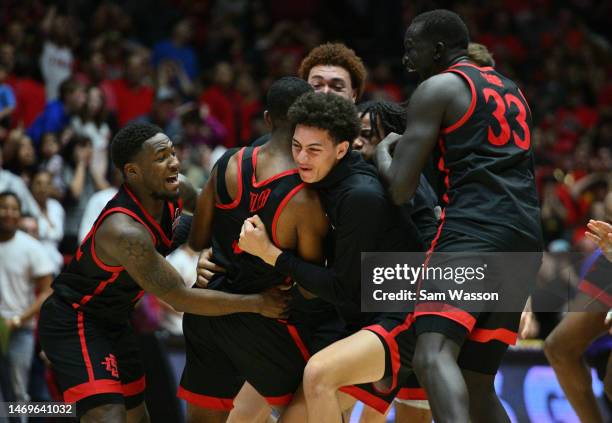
[468,328,518,345]
[132,290,145,303]
[90,207,156,273]
[517,88,532,118]
[442,69,477,134]
[76,272,120,308]
[177,386,234,410]
[122,376,146,397]
[271,183,306,248]
[77,311,94,382]
[436,137,451,205]
[363,314,414,395]
[286,324,311,361]
[63,379,123,403]
[414,302,477,332]
[578,280,612,308]
[339,385,391,415]
[263,393,293,406]
[397,387,428,401]
[124,185,172,247]
[216,148,245,210]
[448,62,494,72]
[251,147,299,188]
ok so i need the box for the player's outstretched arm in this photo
[375,74,455,205]
[97,214,290,318]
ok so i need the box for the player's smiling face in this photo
[292,124,349,183]
[403,22,435,80]
[134,133,181,200]
[307,65,356,102]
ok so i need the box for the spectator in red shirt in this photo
[199,62,240,148]
[110,53,154,127]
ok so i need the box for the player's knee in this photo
[543,331,575,364]
[413,345,443,376]
[303,357,335,397]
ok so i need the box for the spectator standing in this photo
[0,192,54,403]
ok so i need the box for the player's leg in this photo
[126,402,150,423]
[394,401,432,423]
[462,369,508,423]
[227,382,273,423]
[179,313,242,423]
[82,404,127,423]
[302,330,386,423]
[411,318,468,423]
[603,352,612,401]
[358,404,390,423]
[186,404,229,423]
[392,377,431,423]
[544,294,607,423]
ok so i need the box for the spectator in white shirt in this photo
[30,170,64,273]
[77,168,121,243]
[162,245,198,335]
[0,191,54,402]
[0,149,40,218]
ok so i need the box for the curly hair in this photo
[357,100,407,139]
[298,43,367,100]
[111,122,163,174]
[288,92,360,144]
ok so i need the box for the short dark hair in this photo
[411,9,469,51]
[288,92,360,144]
[267,77,313,125]
[298,43,367,100]
[357,100,407,139]
[58,78,81,103]
[111,122,163,174]
[0,191,21,211]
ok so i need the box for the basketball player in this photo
[374,9,542,423]
[179,77,337,423]
[38,122,290,423]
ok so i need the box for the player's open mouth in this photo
[166,175,179,189]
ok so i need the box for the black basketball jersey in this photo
[52,184,182,321]
[432,62,542,248]
[209,146,306,294]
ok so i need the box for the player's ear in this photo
[434,41,444,61]
[263,110,272,129]
[336,140,350,159]
[124,163,138,178]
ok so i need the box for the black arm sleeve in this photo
[275,187,390,307]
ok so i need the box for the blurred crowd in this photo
[0,0,611,417]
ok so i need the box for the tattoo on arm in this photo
[115,225,182,297]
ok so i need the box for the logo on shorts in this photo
[101,354,119,377]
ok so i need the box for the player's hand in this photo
[604,309,612,335]
[586,220,612,262]
[378,132,402,156]
[253,287,291,319]
[239,215,272,257]
[518,311,539,339]
[195,248,225,288]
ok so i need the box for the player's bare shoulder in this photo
[95,213,156,267]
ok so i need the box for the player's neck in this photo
[125,182,165,221]
[444,53,470,69]
[265,127,294,159]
